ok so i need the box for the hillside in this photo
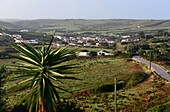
[12,19,170,34]
[0,21,20,29]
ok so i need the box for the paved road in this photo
[132,56,170,82]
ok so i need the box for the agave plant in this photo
[8,37,79,112]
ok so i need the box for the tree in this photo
[89,51,97,57]
[8,36,79,112]
[155,30,165,37]
[137,31,145,39]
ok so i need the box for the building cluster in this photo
[53,34,140,47]
[77,50,114,57]
[52,35,116,47]
[120,35,140,42]
[0,32,38,44]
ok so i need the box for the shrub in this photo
[126,58,133,61]
[146,101,170,112]
[90,83,124,94]
[89,51,97,57]
[125,72,149,88]
[11,100,85,112]
[81,50,89,52]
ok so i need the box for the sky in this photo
[0,0,170,20]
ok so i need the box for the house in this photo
[69,43,77,46]
[13,34,22,39]
[15,38,23,43]
[15,39,38,44]
[108,41,115,44]
[0,32,8,36]
[97,50,113,56]
[77,40,83,44]
[133,39,140,42]
[83,43,90,47]
[121,35,131,38]
[121,39,129,42]
[77,52,89,57]
[53,42,65,46]
[23,40,38,44]
[20,29,29,32]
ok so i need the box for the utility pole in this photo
[114,76,117,112]
[149,51,152,70]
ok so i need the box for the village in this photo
[0,30,141,57]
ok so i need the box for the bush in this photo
[113,51,122,57]
[56,99,84,112]
[81,50,89,52]
[11,104,28,112]
[90,83,124,94]
[126,58,133,61]
[146,101,170,112]
[125,72,149,88]
[89,51,97,57]
[11,100,84,112]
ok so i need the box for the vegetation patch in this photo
[125,72,150,88]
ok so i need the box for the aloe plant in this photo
[8,37,79,112]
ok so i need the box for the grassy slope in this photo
[61,57,145,93]
[1,56,169,111]
[2,56,144,108]
[12,19,170,34]
[68,63,170,112]
[0,21,20,29]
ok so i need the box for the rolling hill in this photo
[0,19,170,34]
[0,21,20,29]
[12,19,170,34]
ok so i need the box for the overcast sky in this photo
[0,0,170,20]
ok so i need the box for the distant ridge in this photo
[0,19,21,23]
[0,21,20,29]
[11,19,170,33]
[0,19,169,33]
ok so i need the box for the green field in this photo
[1,19,170,35]
[1,55,169,112]
[1,56,144,108]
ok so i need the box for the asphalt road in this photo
[132,56,170,82]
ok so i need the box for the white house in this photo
[121,39,129,42]
[13,34,22,39]
[23,40,38,44]
[20,30,29,32]
[77,40,83,44]
[15,38,23,43]
[77,52,89,57]
[53,42,65,46]
[121,35,131,38]
[97,50,113,56]
[108,41,115,44]
[83,43,90,47]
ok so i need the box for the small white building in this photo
[23,40,38,44]
[20,30,29,32]
[121,35,131,38]
[77,52,89,57]
[108,41,115,44]
[69,43,77,46]
[13,34,22,39]
[83,43,90,47]
[77,40,83,44]
[121,39,129,42]
[53,42,65,46]
[15,38,23,43]
[97,50,113,56]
